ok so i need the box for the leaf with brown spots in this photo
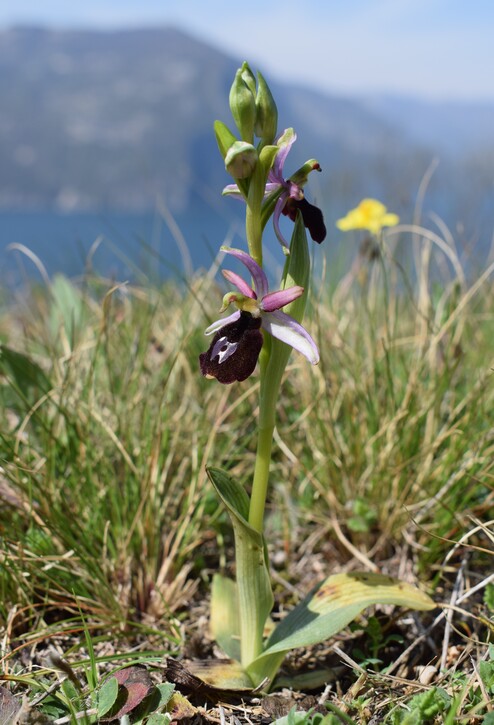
[247,571,435,686]
[165,657,258,700]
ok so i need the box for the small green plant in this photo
[350,615,404,669]
[270,704,358,725]
[385,687,451,724]
[3,652,178,723]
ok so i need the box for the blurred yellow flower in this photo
[336,198,399,235]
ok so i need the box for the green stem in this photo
[248,423,274,533]
[240,358,281,668]
[248,354,281,532]
[246,150,272,265]
[246,202,263,267]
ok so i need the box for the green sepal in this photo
[206,467,274,669]
[246,572,435,686]
[290,158,322,187]
[258,143,279,176]
[210,574,240,661]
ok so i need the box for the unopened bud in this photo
[229,64,256,143]
[225,141,257,179]
[240,62,256,96]
[255,71,278,145]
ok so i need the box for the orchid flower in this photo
[199,247,319,384]
[265,129,326,249]
[223,129,326,250]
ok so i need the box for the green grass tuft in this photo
[0,222,493,721]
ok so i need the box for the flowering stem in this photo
[248,356,280,532]
[249,423,274,533]
[246,202,263,267]
[246,151,273,266]
[240,353,280,667]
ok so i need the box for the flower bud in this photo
[240,62,256,96]
[225,141,257,179]
[255,71,278,145]
[229,63,256,143]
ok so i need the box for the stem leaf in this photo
[207,466,250,520]
[213,120,237,160]
[207,467,274,669]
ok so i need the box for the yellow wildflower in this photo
[336,198,399,235]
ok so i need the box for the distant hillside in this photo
[0,26,236,211]
[0,25,493,249]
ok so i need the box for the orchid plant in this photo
[198,63,434,692]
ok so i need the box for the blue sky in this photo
[2,0,494,101]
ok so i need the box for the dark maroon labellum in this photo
[283,197,326,244]
[199,311,263,384]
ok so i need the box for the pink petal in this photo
[272,195,290,249]
[261,286,304,311]
[221,247,269,298]
[272,129,297,180]
[222,269,256,298]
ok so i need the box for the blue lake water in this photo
[0,203,247,290]
[0,202,315,295]
[1,201,491,295]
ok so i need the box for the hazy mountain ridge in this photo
[0,26,235,210]
[0,25,492,247]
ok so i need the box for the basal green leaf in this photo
[247,572,434,685]
[210,574,240,661]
